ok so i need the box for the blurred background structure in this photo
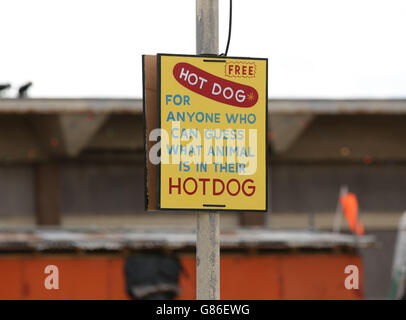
[1,0,406,300]
[0,97,405,299]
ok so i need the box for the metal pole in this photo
[333,185,348,233]
[196,0,220,300]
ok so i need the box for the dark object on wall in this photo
[125,254,182,300]
[0,83,11,97]
[18,82,32,98]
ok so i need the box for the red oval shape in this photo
[173,62,258,108]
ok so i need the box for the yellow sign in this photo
[158,54,268,211]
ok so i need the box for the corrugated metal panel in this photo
[0,228,375,252]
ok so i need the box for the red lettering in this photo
[183,177,197,195]
[228,65,233,75]
[249,66,254,76]
[226,179,240,196]
[213,179,225,195]
[199,178,210,195]
[242,179,255,196]
[169,177,256,197]
[169,177,181,194]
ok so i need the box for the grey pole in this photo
[196,0,220,300]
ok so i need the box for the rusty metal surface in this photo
[0,227,375,252]
[1,98,406,114]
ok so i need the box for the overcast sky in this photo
[1,0,405,98]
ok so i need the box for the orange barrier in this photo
[340,193,365,236]
[0,254,363,300]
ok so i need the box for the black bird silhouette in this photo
[18,82,32,98]
[0,83,11,97]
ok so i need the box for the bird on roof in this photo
[0,83,11,97]
[18,82,33,98]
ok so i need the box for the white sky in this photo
[1,0,406,98]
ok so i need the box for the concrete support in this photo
[196,0,220,300]
[59,113,109,156]
[270,114,314,153]
[29,113,108,157]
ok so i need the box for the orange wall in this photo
[0,257,128,300]
[0,254,363,300]
[179,254,363,300]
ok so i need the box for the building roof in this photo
[0,98,406,114]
